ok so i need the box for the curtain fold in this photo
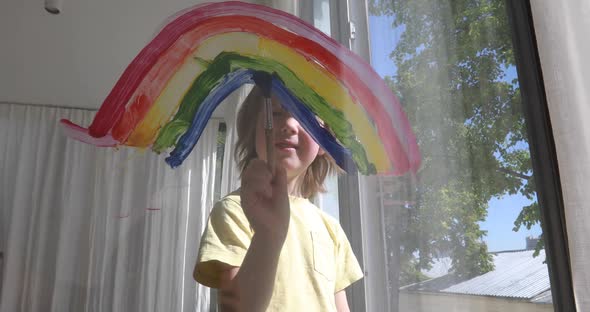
[219,85,252,197]
[530,1,590,310]
[0,103,218,312]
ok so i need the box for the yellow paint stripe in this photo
[127,33,260,146]
[128,32,390,172]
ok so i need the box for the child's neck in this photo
[287,175,304,198]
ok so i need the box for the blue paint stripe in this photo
[270,77,353,170]
[166,69,255,167]
[166,70,354,171]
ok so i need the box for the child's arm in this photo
[334,290,351,312]
[217,232,285,311]
[217,159,290,312]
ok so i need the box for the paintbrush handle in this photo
[264,97,274,172]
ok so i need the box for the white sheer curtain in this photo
[0,103,218,312]
[531,1,590,310]
[218,86,252,197]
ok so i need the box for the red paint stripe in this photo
[81,1,416,174]
[59,119,118,146]
[115,15,408,173]
[111,94,149,142]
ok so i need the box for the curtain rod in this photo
[0,101,98,112]
[0,101,224,120]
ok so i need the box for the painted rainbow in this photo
[60,1,420,175]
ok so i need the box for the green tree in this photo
[369,0,541,284]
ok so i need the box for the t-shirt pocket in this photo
[310,231,336,281]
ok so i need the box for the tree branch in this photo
[498,167,531,180]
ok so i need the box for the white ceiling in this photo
[0,0,269,111]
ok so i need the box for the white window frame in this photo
[325,0,391,311]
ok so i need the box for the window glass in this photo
[313,0,332,35]
[311,0,340,220]
[365,0,554,311]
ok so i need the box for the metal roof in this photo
[441,249,550,299]
[531,290,553,304]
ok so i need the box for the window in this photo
[327,0,565,311]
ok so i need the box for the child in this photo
[193,85,364,311]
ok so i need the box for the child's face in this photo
[255,97,325,181]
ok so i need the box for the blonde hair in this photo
[234,85,342,198]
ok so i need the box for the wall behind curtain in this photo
[530,1,590,310]
[0,103,219,312]
[0,0,252,110]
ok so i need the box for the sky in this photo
[368,14,542,252]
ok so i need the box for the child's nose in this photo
[279,116,299,135]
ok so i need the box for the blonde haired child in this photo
[194,86,363,311]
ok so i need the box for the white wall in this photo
[400,292,553,312]
[0,0,255,112]
[530,1,590,311]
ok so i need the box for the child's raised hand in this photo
[240,159,290,241]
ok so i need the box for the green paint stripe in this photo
[153,52,374,174]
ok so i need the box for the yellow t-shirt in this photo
[195,191,364,311]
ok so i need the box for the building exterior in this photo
[399,249,553,312]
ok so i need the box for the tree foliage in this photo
[369,0,541,284]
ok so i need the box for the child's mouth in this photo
[275,142,297,150]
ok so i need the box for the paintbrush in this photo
[253,72,274,172]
